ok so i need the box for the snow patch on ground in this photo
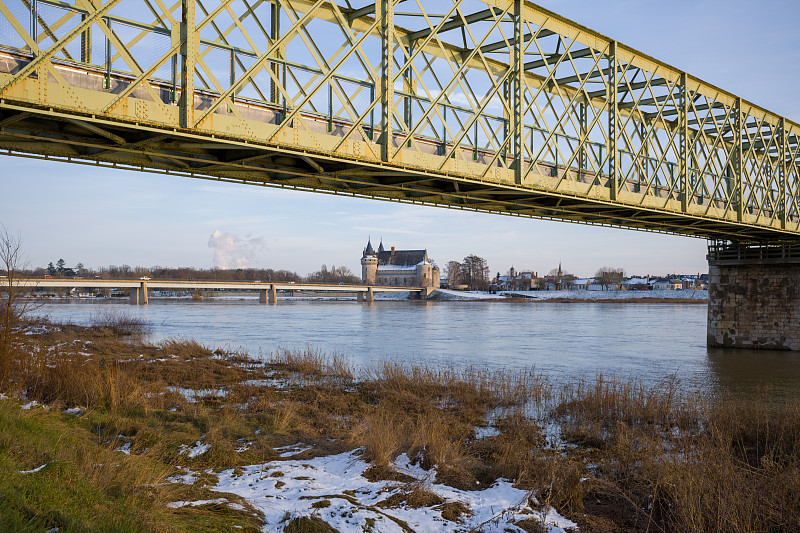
[167,498,228,508]
[274,443,314,458]
[18,464,49,474]
[474,425,502,439]
[180,440,212,458]
[241,378,291,390]
[195,448,577,532]
[168,386,227,402]
[117,442,132,455]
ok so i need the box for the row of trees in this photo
[30,256,624,291]
[44,259,84,278]
[444,255,491,291]
[593,267,626,290]
[28,262,361,285]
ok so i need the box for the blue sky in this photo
[2,0,797,277]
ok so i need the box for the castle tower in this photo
[415,249,439,287]
[361,238,378,285]
[416,261,431,287]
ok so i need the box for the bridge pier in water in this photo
[708,242,800,350]
[258,285,277,304]
[129,282,148,305]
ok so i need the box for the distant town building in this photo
[620,277,651,290]
[651,277,684,291]
[542,263,574,290]
[492,266,536,292]
[489,265,709,293]
[360,238,440,287]
[570,278,607,291]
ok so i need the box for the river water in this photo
[33,298,800,398]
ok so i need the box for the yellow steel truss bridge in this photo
[0,0,798,242]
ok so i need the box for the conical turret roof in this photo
[364,238,376,256]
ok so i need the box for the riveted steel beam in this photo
[0,0,797,243]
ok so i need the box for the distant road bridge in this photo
[1,0,798,347]
[16,278,428,303]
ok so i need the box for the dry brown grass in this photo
[4,321,800,532]
[269,348,353,384]
[647,395,800,533]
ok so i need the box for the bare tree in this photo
[595,266,626,290]
[444,260,462,287]
[460,255,490,291]
[0,225,36,387]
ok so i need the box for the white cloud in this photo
[208,230,265,269]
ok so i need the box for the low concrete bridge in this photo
[14,278,434,304]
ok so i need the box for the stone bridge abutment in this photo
[708,242,800,350]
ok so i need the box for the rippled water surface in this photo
[34,299,800,397]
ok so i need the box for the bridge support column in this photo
[365,287,374,303]
[258,285,277,304]
[259,284,277,304]
[708,242,800,350]
[357,291,364,303]
[129,282,148,305]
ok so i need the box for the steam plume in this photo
[208,230,265,269]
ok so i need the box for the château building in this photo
[360,238,440,287]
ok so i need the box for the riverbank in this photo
[1,315,797,532]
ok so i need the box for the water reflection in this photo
[706,348,800,400]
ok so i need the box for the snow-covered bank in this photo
[504,289,708,301]
[427,289,503,301]
[178,449,576,532]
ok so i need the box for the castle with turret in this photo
[361,238,440,287]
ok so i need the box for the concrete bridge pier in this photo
[258,284,277,304]
[707,242,800,350]
[129,281,148,305]
[356,287,374,303]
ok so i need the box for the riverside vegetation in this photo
[1,308,799,532]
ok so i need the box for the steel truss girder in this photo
[0,0,797,243]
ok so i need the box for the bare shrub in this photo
[0,224,38,389]
[88,309,149,336]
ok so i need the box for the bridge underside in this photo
[0,0,798,245]
[2,100,785,242]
